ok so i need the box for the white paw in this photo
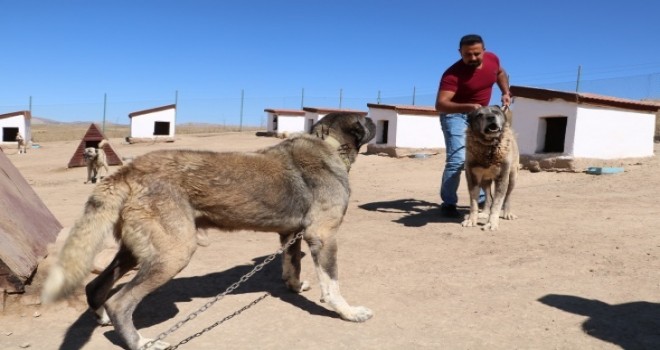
[138,337,170,350]
[300,280,311,292]
[342,306,374,322]
[94,307,111,326]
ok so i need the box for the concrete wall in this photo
[367,107,444,149]
[0,114,30,144]
[573,105,655,159]
[130,108,176,138]
[512,97,655,159]
[266,113,305,134]
[511,98,577,156]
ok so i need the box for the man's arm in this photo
[497,66,511,106]
[435,89,481,113]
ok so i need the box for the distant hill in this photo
[31,116,65,125]
[31,116,128,127]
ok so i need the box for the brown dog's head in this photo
[310,112,376,167]
[311,112,376,150]
[467,105,508,143]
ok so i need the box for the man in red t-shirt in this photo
[434,34,511,218]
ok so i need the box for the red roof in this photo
[367,103,438,116]
[263,108,306,116]
[510,86,660,113]
[129,104,176,118]
[302,107,367,115]
[0,110,32,120]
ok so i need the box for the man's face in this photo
[459,43,485,67]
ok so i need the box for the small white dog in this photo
[83,139,110,184]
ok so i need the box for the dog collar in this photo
[323,136,352,171]
[324,135,342,149]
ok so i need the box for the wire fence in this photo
[1,73,658,128]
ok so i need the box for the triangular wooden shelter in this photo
[67,123,123,168]
[0,149,62,293]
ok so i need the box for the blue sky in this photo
[2,0,659,126]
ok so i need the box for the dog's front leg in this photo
[461,167,481,227]
[484,167,511,231]
[85,164,93,184]
[305,227,372,322]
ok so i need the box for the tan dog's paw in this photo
[461,216,479,227]
[341,306,373,322]
[501,212,518,220]
[482,219,500,231]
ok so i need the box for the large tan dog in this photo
[42,112,376,350]
[83,139,110,184]
[461,105,519,230]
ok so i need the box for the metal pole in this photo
[377,90,381,104]
[29,96,32,113]
[174,90,178,125]
[412,86,416,105]
[339,88,343,109]
[575,65,582,92]
[301,88,305,109]
[239,89,244,131]
[102,93,107,133]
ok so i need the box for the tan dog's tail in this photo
[41,173,129,303]
[98,139,108,149]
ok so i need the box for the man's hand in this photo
[501,93,512,107]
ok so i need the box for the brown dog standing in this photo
[462,105,519,230]
[42,112,376,350]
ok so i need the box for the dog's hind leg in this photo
[304,221,373,323]
[85,244,138,326]
[280,231,310,292]
[105,192,197,350]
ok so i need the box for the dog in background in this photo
[16,133,27,154]
[41,113,376,350]
[462,105,519,230]
[83,139,110,184]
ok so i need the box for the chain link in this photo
[139,231,304,350]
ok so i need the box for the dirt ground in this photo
[1,133,659,350]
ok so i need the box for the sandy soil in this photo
[1,133,659,350]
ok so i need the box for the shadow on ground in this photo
[538,294,660,350]
[358,198,465,226]
[59,253,337,349]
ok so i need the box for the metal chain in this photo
[139,230,305,350]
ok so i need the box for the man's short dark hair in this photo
[459,34,484,48]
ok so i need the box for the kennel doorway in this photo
[84,140,102,148]
[2,127,19,142]
[376,120,389,144]
[539,116,567,153]
[153,121,171,136]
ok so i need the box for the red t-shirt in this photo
[439,51,500,107]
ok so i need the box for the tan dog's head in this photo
[467,105,508,143]
[83,147,97,163]
[15,134,24,142]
